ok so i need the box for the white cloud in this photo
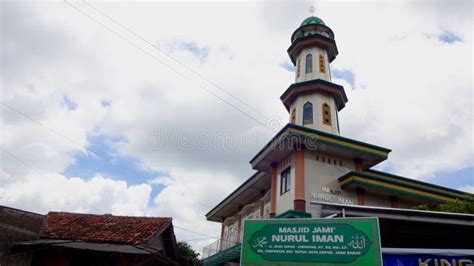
[1,0,473,254]
[459,185,474,194]
[0,173,152,216]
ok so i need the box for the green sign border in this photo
[241,217,382,266]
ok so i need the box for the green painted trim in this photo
[249,124,391,166]
[341,179,447,204]
[275,210,312,218]
[339,171,470,200]
[280,79,347,104]
[293,124,391,152]
[291,23,335,42]
[287,33,338,64]
[288,131,388,159]
[366,169,471,197]
[280,79,348,111]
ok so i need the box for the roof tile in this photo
[41,212,171,245]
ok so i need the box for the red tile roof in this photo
[41,212,172,245]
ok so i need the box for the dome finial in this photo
[308,4,316,16]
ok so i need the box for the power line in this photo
[173,225,219,239]
[0,147,44,176]
[64,0,267,127]
[0,102,97,158]
[0,149,221,245]
[180,237,215,242]
[82,0,269,121]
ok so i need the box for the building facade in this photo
[202,14,473,265]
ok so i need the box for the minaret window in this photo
[291,109,296,124]
[322,103,332,125]
[305,54,313,73]
[319,54,326,74]
[303,102,313,125]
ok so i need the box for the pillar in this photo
[270,163,277,218]
[219,220,225,250]
[294,147,306,212]
[356,188,365,205]
[354,158,364,172]
[236,213,242,243]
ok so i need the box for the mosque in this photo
[202,11,473,266]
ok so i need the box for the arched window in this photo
[305,54,313,73]
[291,109,296,124]
[303,102,313,125]
[322,103,332,125]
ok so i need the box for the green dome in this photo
[300,16,325,26]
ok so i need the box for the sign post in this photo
[241,217,382,266]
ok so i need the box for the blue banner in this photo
[383,255,474,266]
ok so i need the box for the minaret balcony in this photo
[281,79,348,112]
[288,33,338,65]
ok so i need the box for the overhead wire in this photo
[64,0,268,128]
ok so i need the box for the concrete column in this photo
[354,158,364,172]
[270,163,277,218]
[236,213,242,243]
[219,220,225,250]
[294,147,306,212]
[356,188,365,205]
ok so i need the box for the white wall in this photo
[303,150,356,210]
[289,92,340,134]
[295,46,331,83]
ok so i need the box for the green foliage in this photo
[177,241,203,266]
[412,195,474,214]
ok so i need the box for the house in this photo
[11,211,178,266]
[0,205,44,266]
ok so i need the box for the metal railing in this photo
[202,237,239,259]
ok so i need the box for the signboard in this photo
[383,255,474,266]
[241,217,382,266]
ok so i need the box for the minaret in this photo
[281,8,347,135]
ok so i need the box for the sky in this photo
[1,0,473,254]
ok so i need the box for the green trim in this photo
[339,171,470,200]
[341,179,447,203]
[202,243,241,266]
[287,33,338,64]
[249,124,391,166]
[366,169,471,197]
[289,124,391,152]
[291,23,335,43]
[275,210,312,218]
[280,79,348,111]
[288,131,388,159]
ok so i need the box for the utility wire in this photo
[64,0,267,127]
[0,147,220,241]
[173,225,219,239]
[0,147,43,176]
[0,102,97,158]
[82,0,268,120]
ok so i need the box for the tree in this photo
[412,195,474,214]
[177,241,202,266]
